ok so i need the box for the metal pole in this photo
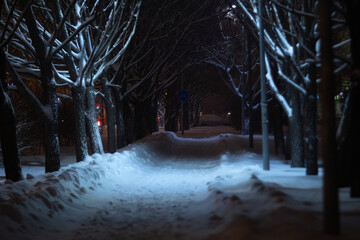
[181,102,184,135]
[258,0,269,170]
[241,22,248,135]
[181,77,184,135]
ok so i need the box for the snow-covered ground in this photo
[1,127,360,240]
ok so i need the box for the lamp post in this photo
[258,0,269,170]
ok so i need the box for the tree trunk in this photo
[193,101,201,127]
[284,84,292,160]
[102,80,116,153]
[86,86,104,154]
[248,96,254,148]
[189,103,194,126]
[241,90,249,135]
[72,87,88,162]
[337,0,360,197]
[305,61,318,175]
[319,0,340,233]
[134,100,152,140]
[165,113,178,132]
[301,0,318,175]
[273,101,285,155]
[289,19,305,167]
[242,28,248,135]
[241,97,246,135]
[290,90,304,167]
[247,32,253,147]
[39,61,61,172]
[23,1,61,172]
[43,108,61,172]
[50,0,85,161]
[150,96,159,133]
[123,100,135,144]
[183,100,190,130]
[165,109,178,132]
[114,90,126,148]
[0,51,22,181]
[42,75,61,173]
[241,104,249,135]
[165,85,179,132]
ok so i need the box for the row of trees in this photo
[205,0,358,233]
[0,0,222,181]
[1,0,359,196]
[1,0,142,178]
[204,0,359,186]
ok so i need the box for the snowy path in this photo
[1,130,360,240]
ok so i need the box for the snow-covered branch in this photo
[265,55,292,118]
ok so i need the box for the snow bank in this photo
[0,157,106,239]
[199,114,230,126]
[1,131,359,240]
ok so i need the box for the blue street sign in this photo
[178,90,188,101]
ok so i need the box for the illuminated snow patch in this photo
[1,131,360,240]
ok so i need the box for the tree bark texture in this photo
[248,95,254,148]
[165,86,179,132]
[114,90,127,149]
[0,51,22,181]
[189,103,194,126]
[273,101,285,155]
[284,68,292,161]
[319,0,340,234]
[290,90,304,167]
[42,77,61,173]
[183,100,190,131]
[246,33,253,142]
[23,3,61,172]
[102,81,116,153]
[123,100,135,144]
[194,101,201,127]
[86,87,104,154]
[305,61,318,175]
[150,97,159,133]
[50,0,85,161]
[72,87,88,162]
[337,0,360,197]
[165,111,178,132]
[285,120,292,160]
[134,100,152,140]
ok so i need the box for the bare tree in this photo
[204,5,263,147]
[112,0,218,141]
[50,0,141,156]
[0,0,29,179]
[3,0,129,168]
[229,0,350,175]
[336,0,360,197]
[0,49,22,181]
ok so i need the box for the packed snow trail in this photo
[1,131,360,240]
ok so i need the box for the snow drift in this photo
[0,131,360,240]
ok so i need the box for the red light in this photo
[97,120,101,126]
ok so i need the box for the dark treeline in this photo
[0,1,359,207]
